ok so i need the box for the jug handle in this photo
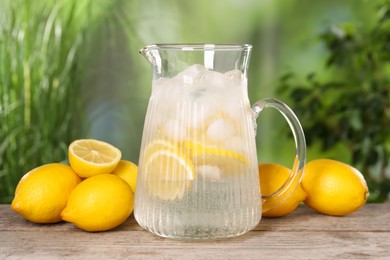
[252,98,306,212]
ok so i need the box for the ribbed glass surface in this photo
[134,64,261,240]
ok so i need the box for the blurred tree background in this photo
[1,0,388,203]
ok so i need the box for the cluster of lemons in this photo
[259,159,369,217]
[11,139,137,232]
[11,138,369,232]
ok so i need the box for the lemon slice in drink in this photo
[68,139,122,178]
[143,148,194,200]
[183,140,249,175]
[142,139,180,158]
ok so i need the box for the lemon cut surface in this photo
[143,146,194,200]
[68,139,121,178]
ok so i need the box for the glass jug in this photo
[134,44,306,240]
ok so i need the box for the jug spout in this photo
[140,45,163,75]
[139,45,157,64]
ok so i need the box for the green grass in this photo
[0,0,140,204]
[0,0,92,203]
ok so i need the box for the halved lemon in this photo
[68,139,122,178]
[143,148,194,200]
[183,140,249,175]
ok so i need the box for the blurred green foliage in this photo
[0,0,387,203]
[280,0,390,202]
[0,0,90,203]
[0,0,132,203]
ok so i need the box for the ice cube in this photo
[187,106,208,129]
[224,69,243,83]
[173,91,218,129]
[174,64,206,85]
[199,70,229,88]
[196,165,222,182]
[222,96,253,125]
[206,117,235,141]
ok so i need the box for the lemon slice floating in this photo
[143,146,194,200]
[68,139,122,178]
[183,140,249,175]
[142,139,179,158]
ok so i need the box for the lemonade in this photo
[134,64,262,239]
[136,44,306,240]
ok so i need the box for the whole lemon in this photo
[111,160,138,194]
[11,163,82,223]
[61,174,134,232]
[259,163,307,217]
[302,159,369,216]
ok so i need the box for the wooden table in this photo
[1,203,389,259]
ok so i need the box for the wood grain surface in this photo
[1,204,389,259]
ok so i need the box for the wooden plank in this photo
[0,230,389,259]
[257,203,390,232]
[1,204,389,232]
[1,204,390,259]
